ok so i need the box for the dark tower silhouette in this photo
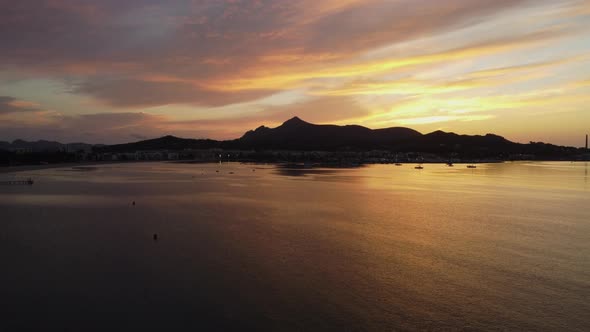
[586,134,588,150]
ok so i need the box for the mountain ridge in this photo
[239,116,422,150]
[2,117,585,159]
[92,117,583,160]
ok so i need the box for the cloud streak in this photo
[0,96,43,114]
[0,0,544,104]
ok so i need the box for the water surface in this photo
[1,162,589,331]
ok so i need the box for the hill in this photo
[100,135,222,153]
[0,139,95,152]
[239,116,421,150]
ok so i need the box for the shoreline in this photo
[1,159,588,174]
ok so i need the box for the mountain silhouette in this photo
[0,139,96,152]
[102,135,220,153]
[65,117,584,158]
[395,130,516,154]
[240,116,421,150]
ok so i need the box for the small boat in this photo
[467,164,477,169]
[415,156,424,169]
[447,162,454,167]
[395,163,403,166]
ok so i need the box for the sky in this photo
[1,0,589,146]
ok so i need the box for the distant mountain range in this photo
[1,117,585,158]
[0,139,98,153]
[98,116,581,157]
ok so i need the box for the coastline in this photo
[2,158,588,174]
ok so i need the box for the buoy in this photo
[153,233,158,241]
[132,201,136,206]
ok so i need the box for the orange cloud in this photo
[311,55,581,97]
[200,29,563,92]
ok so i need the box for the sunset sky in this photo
[1,0,589,146]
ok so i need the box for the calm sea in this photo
[1,162,589,331]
